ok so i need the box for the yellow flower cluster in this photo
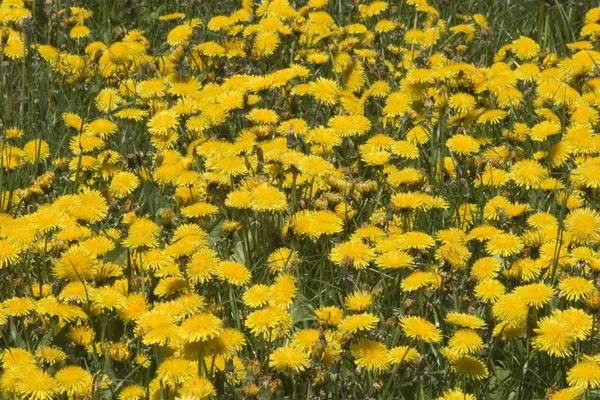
[2,0,600,398]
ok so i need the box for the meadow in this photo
[1,0,600,398]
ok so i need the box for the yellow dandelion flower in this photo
[567,359,600,389]
[351,339,390,372]
[559,277,595,301]
[16,368,58,400]
[486,233,523,257]
[565,208,600,244]
[55,366,93,397]
[514,283,554,308]
[180,312,223,342]
[330,240,375,269]
[156,358,196,387]
[492,293,528,327]
[450,356,489,380]
[400,316,442,343]
[437,388,477,400]
[445,312,486,330]
[511,36,540,59]
[338,312,379,334]
[309,78,339,106]
[119,384,145,400]
[123,218,160,249]
[249,184,287,212]
[345,290,373,312]
[448,92,476,113]
[387,346,420,365]
[215,260,251,286]
[186,248,218,284]
[448,329,483,355]
[243,284,270,308]
[314,306,344,326]
[269,346,310,372]
[446,134,480,156]
[179,377,216,400]
[110,171,140,199]
[510,160,548,189]
[554,308,593,340]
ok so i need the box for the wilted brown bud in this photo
[242,383,260,397]
[246,360,261,376]
[314,197,328,210]
[268,378,282,393]
[312,371,326,388]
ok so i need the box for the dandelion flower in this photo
[72,189,108,222]
[110,171,140,199]
[16,368,58,400]
[344,290,373,312]
[510,160,548,189]
[0,240,20,268]
[52,246,96,281]
[450,356,489,380]
[338,313,379,334]
[156,358,196,387]
[511,36,540,59]
[384,92,411,117]
[314,306,344,326]
[269,346,310,372]
[186,248,218,284]
[448,93,476,113]
[215,261,251,286]
[249,184,287,212]
[470,257,501,280]
[253,31,280,57]
[554,308,593,340]
[167,23,193,46]
[400,316,442,344]
[309,78,339,106]
[565,208,600,244]
[567,359,600,389]
[351,340,390,372]
[267,247,298,272]
[437,388,476,400]
[492,293,528,328]
[388,346,420,365]
[245,306,291,338]
[290,329,319,354]
[91,286,126,311]
[96,88,123,112]
[179,377,216,400]
[148,110,178,136]
[123,218,160,249]
[486,233,523,257]
[548,387,584,400]
[22,140,50,163]
[70,25,90,39]
[446,134,480,156]
[243,285,270,308]
[375,250,414,269]
[55,366,93,397]
[448,329,483,355]
[330,240,375,269]
[35,346,67,365]
[119,384,145,400]
[559,277,595,301]
[514,283,554,308]
[401,271,435,292]
[445,312,486,330]
[180,312,223,342]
